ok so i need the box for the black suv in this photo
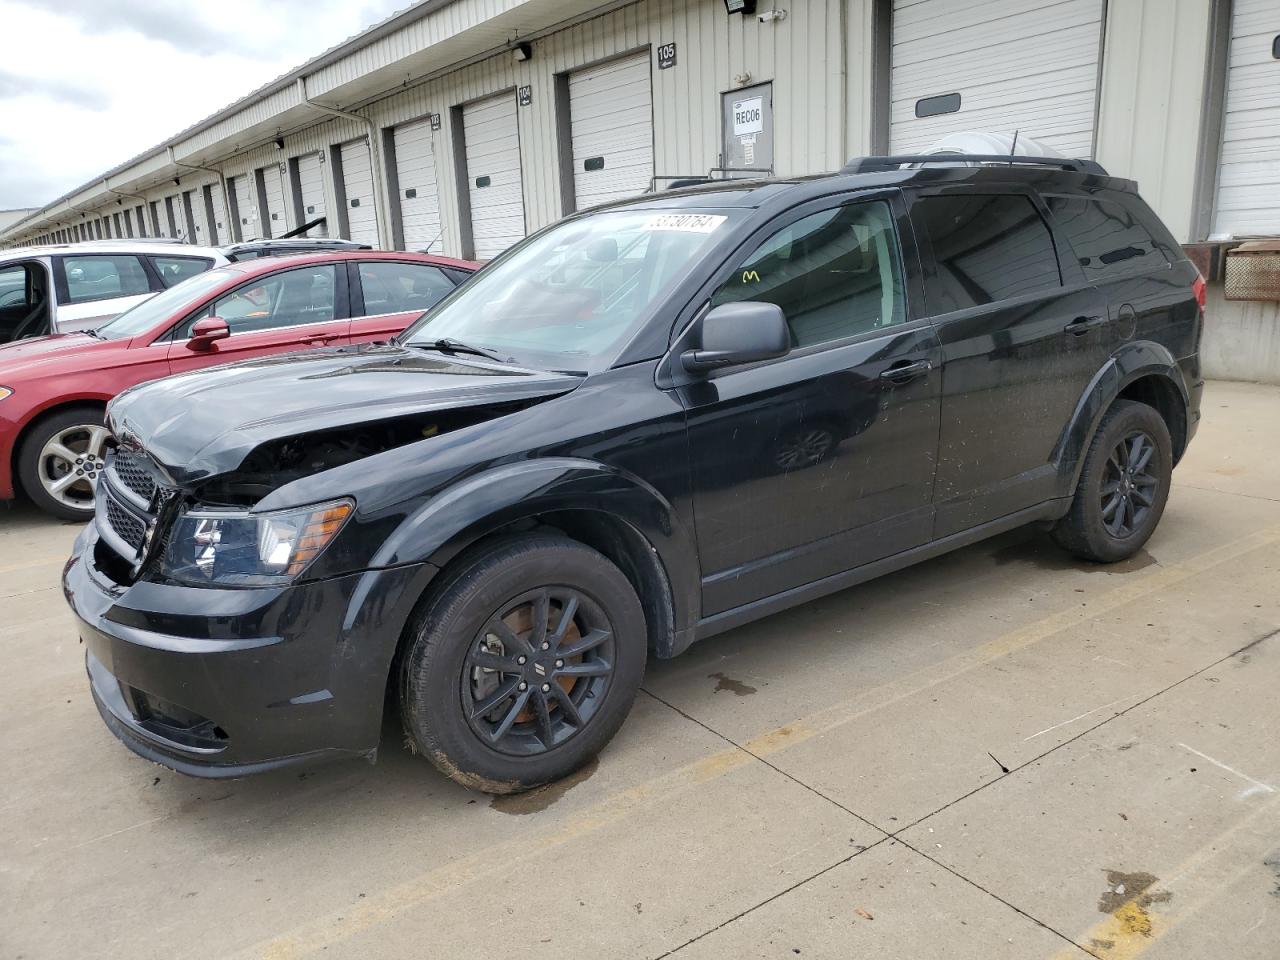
[64,156,1204,792]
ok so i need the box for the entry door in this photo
[463,93,525,259]
[908,189,1109,537]
[394,118,442,250]
[679,196,941,615]
[296,153,327,236]
[568,52,654,209]
[260,163,291,237]
[340,139,380,247]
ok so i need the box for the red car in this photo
[0,251,477,520]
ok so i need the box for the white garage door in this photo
[209,182,230,244]
[184,189,208,244]
[463,93,525,259]
[296,153,327,237]
[393,117,442,251]
[232,176,258,240]
[1212,0,1280,238]
[259,163,291,238]
[890,0,1105,157]
[340,139,379,247]
[569,52,654,210]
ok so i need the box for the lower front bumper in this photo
[65,526,437,777]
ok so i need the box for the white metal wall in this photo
[463,92,525,259]
[340,138,380,246]
[393,118,442,250]
[890,0,1105,156]
[1212,0,1280,238]
[568,51,654,210]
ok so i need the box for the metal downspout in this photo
[297,76,390,247]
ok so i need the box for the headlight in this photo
[159,498,353,586]
[0,386,13,401]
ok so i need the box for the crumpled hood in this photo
[107,343,583,484]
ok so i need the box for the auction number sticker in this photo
[643,214,727,233]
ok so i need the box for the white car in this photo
[0,240,229,343]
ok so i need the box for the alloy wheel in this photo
[37,423,107,510]
[1100,429,1159,539]
[462,588,615,756]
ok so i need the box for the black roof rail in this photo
[841,154,1109,176]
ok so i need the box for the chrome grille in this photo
[105,495,147,552]
[111,453,157,503]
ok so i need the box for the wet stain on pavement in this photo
[991,538,1156,574]
[1096,869,1172,940]
[490,756,598,815]
[709,672,757,696]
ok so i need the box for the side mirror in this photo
[681,301,790,373]
[187,316,230,351]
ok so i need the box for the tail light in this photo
[1192,274,1206,311]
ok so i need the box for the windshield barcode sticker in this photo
[643,214,727,233]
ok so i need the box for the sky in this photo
[0,0,411,210]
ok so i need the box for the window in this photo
[1045,196,1169,281]
[0,266,28,308]
[915,93,961,118]
[202,265,337,335]
[62,255,151,304]
[358,262,455,315]
[711,200,906,348]
[151,256,214,289]
[916,195,1061,312]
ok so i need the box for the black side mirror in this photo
[681,301,790,373]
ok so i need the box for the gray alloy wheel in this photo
[17,406,109,522]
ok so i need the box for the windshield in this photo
[403,209,736,372]
[93,268,233,341]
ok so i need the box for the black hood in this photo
[107,344,582,484]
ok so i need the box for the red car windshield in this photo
[93,269,233,341]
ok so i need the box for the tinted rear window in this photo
[915,194,1061,312]
[1045,195,1170,281]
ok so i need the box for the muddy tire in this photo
[1052,400,1172,563]
[399,534,646,793]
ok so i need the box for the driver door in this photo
[677,194,942,616]
[167,263,351,374]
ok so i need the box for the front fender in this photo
[1052,340,1190,497]
[369,456,701,640]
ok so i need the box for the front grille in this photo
[111,453,157,503]
[105,495,147,552]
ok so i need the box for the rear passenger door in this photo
[166,263,351,374]
[348,260,458,343]
[908,189,1109,537]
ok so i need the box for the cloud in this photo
[0,69,109,111]
[9,0,249,56]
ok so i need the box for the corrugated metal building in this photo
[2,0,1278,378]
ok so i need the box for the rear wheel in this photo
[17,406,107,522]
[1052,400,1172,563]
[399,534,646,793]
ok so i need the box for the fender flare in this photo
[369,457,702,648]
[1052,340,1190,497]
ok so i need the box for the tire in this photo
[17,406,108,523]
[1052,399,1173,563]
[399,534,647,793]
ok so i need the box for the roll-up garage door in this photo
[296,153,327,236]
[463,93,525,260]
[164,195,181,238]
[209,182,230,244]
[184,190,206,244]
[1212,0,1280,238]
[890,0,1104,157]
[259,162,291,238]
[232,176,258,241]
[568,52,654,210]
[340,139,379,247]
[393,118,441,250]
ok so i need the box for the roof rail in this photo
[841,154,1109,176]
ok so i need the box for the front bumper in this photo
[64,525,436,777]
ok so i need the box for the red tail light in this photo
[1192,274,1206,311]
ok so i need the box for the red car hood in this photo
[0,332,125,376]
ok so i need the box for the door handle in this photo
[1064,315,1105,336]
[879,358,932,384]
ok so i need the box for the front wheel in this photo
[1052,399,1173,563]
[17,406,108,522]
[399,534,647,793]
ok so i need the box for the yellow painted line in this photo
[237,526,1280,959]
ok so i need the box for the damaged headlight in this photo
[159,498,354,586]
